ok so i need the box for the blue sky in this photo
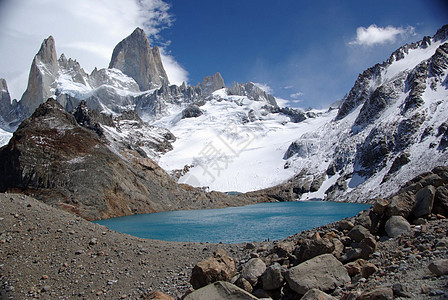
[162,0,447,108]
[0,0,447,109]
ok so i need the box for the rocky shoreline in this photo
[1,166,448,299]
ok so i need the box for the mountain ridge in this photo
[0,25,447,208]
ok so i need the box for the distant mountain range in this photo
[0,25,447,218]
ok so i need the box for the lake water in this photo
[95,201,370,244]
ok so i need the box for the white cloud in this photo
[159,48,189,85]
[274,97,290,108]
[253,82,273,94]
[0,0,186,100]
[290,92,304,99]
[349,24,415,46]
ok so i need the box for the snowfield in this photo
[153,89,335,193]
[0,128,12,147]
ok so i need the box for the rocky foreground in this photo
[1,166,448,299]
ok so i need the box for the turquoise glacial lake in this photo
[95,201,370,244]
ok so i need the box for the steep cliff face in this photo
[108,27,169,91]
[20,36,59,116]
[283,26,448,203]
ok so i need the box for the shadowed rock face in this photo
[109,27,169,91]
[0,99,265,220]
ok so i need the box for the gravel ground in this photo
[0,193,256,299]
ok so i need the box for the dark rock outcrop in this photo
[181,105,203,119]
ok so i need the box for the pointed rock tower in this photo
[109,28,169,91]
[20,36,59,115]
[199,72,226,96]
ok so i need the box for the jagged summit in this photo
[109,27,169,91]
[20,36,59,115]
[198,72,226,96]
[336,25,448,121]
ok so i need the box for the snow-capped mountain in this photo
[0,25,447,205]
[284,25,448,202]
[152,25,448,203]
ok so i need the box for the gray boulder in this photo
[385,192,415,218]
[262,263,284,290]
[183,281,258,300]
[348,225,373,242]
[428,259,448,276]
[301,288,336,300]
[240,258,266,286]
[385,216,411,238]
[294,237,335,263]
[413,185,436,217]
[358,287,394,300]
[285,254,350,295]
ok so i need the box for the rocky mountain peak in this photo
[335,25,448,122]
[199,72,226,95]
[0,79,12,122]
[434,24,448,42]
[228,81,278,107]
[109,27,169,91]
[35,36,58,74]
[19,36,59,116]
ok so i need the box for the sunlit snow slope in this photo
[0,128,12,147]
[154,89,333,192]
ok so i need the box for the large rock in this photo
[428,259,448,276]
[183,281,258,300]
[358,236,377,258]
[240,258,266,286]
[301,288,336,300]
[348,225,373,242]
[413,185,436,217]
[285,254,350,295]
[385,216,411,238]
[372,198,390,215]
[385,192,415,218]
[434,185,448,215]
[109,27,169,91]
[294,237,335,263]
[262,263,284,290]
[190,249,237,290]
[358,287,394,300]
